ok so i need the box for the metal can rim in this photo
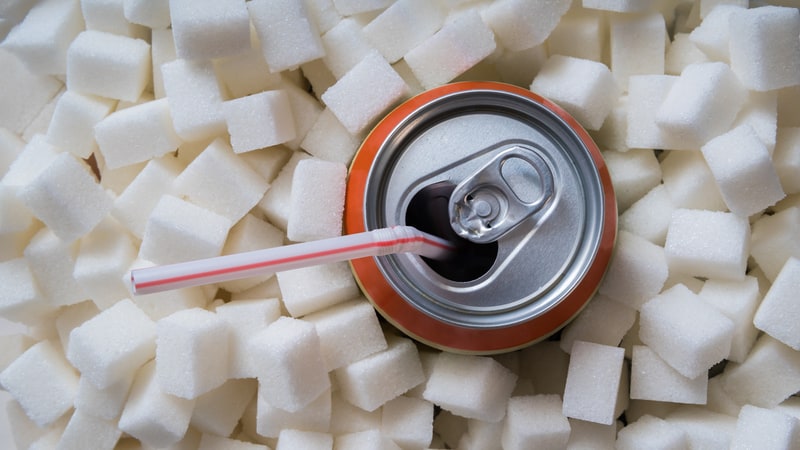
[344,81,617,354]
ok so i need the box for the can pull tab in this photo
[449,145,555,244]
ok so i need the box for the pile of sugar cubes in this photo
[1,0,800,448]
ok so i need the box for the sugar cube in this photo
[729,6,800,91]
[664,406,738,449]
[215,298,282,379]
[74,371,134,421]
[111,156,181,239]
[559,294,636,353]
[562,341,625,425]
[422,352,517,422]
[334,429,401,450]
[0,340,78,427]
[276,261,360,317]
[286,158,347,242]
[665,33,710,75]
[329,390,381,435]
[547,10,606,63]
[609,12,666,90]
[173,139,269,223]
[66,30,150,102]
[730,404,800,450]
[664,209,750,281]
[150,28,176,99]
[304,298,387,371]
[247,0,325,72]
[482,0,571,52]
[337,336,424,412]
[688,5,743,62]
[94,98,183,169]
[214,29,283,99]
[161,59,226,141]
[282,82,324,150]
[722,335,800,408]
[57,410,122,450]
[0,258,53,325]
[197,434,268,450]
[304,0,341,34]
[0,50,63,135]
[67,298,156,389]
[80,0,147,38]
[276,430,333,450]
[750,207,800,282]
[660,150,727,211]
[249,317,330,412]
[656,62,746,150]
[380,395,433,449]
[73,219,137,310]
[1,0,84,75]
[322,51,407,134]
[501,395,571,450]
[46,91,116,159]
[258,151,313,230]
[23,228,85,307]
[630,345,707,404]
[363,0,445,64]
[18,152,112,242]
[169,0,250,60]
[156,308,230,399]
[598,230,668,310]
[616,414,688,450]
[117,360,195,449]
[191,379,257,437]
[699,276,760,363]
[301,108,360,165]
[753,257,800,350]
[223,90,297,153]
[321,18,376,79]
[625,75,684,150]
[256,388,331,438]
[619,184,675,246]
[139,195,232,265]
[123,0,171,29]
[530,55,618,131]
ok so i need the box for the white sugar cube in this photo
[276,430,333,450]
[502,395,571,450]
[46,91,116,159]
[305,298,387,371]
[422,352,517,422]
[639,284,734,379]
[256,388,331,438]
[0,340,78,427]
[703,124,785,216]
[664,209,750,281]
[198,434,268,450]
[0,50,63,135]
[57,410,122,450]
[161,59,226,141]
[66,30,150,102]
[329,390,381,435]
[118,360,195,449]
[753,257,800,351]
[139,195,232,265]
[304,0,341,34]
[214,30,283,99]
[282,82,324,150]
[322,51,407,134]
[156,308,230,399]
[616,414,688,450]
[336,336,424,412]
[239,146,293,183]
[111,156,181,239]
[258,151,313,230]
[248,0,325,72]
[18,152,112,242]
[169,0,250,60]
[562,341,625,425]
[626,75,684,150]
[560,294,636,353]
[530,55,618,131]
[482,0,571,52]
[619,184,675,246]
[321,19,376,79]
[67,298,156,389]
[1,0,84,75]
[301,108,360,165]
[722,335,800,408]
[664,406,737,449]
[23,228,85,307]
[699,276,760,363]
[55,302,99,356]
[191,378,257,437]
[547,10,606,62]
[363,0,445,64]
[775,128,800,194]
[277,261,360,317]
[334,429,401,450]
[631,345,707,404]
[215,298,281,379]
[661,150,727,211]
[731,405,800,450]
[80,0,146,38]
[404,10,495,90]
[665,33,710,75]
[729,6,800,91]
[223,90,297,153]
[598,230,668,310]
[287,158,347,242]
[249,317,330,412]
[380,395,433,449]
[123,0,171,29]
[688,5,743,62]
[150,28,177,99]
[655,62,746,150]
[610,12,666,90]
[94,98,183,169]
[605,148,663,212]
[173,139,269,224]
[219,215,285,293]
[0,259,52,325]
[74,371,134,421]
[750,207,800,282]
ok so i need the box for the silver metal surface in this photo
[363,88,607,329]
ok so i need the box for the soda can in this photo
[345,81,617,354]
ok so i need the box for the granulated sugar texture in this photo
[1,0,800,448]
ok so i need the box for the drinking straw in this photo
[130,225,454,295]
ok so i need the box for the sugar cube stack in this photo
[2,1,800,448]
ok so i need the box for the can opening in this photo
[405,181,498,282]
